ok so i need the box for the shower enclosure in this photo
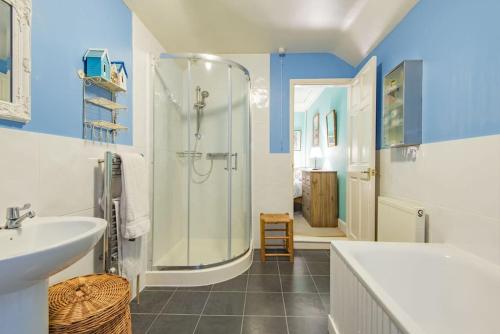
[152,54,251,270]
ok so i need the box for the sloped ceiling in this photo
[125,0,418,66]
[294,85,328,113]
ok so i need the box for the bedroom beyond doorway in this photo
[292,82,348,242]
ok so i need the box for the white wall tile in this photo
[38,135,96,216]
[0,128,40,215]
[132,13,165,292]
[0,14,157,287]
[378,134,500,264]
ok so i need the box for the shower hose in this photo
[191,138,213,184]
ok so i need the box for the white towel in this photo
[114,198,142,285]
[119,152,150,239]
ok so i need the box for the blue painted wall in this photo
[358,0,500,149]
[302,87,348,221]
[270,53,356,153]
[0,0,133,145]
[0,58,10,74]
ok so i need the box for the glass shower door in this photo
[153,58,189,268]
[152,54,251,270]
[230,68,251,257]
[188,59,230,266]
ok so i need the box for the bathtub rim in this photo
[331,240,500,334]
[331,241,432,334]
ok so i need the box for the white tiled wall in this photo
[0,14,161,289]
[0,127,140,285]
[132,13,165,291]
[377,134,500,264]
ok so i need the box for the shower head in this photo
[200,91,209,105]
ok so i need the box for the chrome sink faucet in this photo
[5,203,36,229]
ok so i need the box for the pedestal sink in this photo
[0,217,107,334]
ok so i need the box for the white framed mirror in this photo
[0,0,31,123]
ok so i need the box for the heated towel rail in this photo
[101,151,122,274]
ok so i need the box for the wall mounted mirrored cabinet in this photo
[382,60,422,148]
[0,0,31,123]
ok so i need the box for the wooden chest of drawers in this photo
[302,170,338,227]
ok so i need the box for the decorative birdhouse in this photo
[83,49,111,81]
[111,61,128,91]
[110,63,119,85]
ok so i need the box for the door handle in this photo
[224,153,238,171]
[361,168,371,180]
[360,168,377,179]
[232,153,238,171]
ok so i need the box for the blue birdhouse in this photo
[83,49,111,80]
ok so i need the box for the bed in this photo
[293,168,302,198]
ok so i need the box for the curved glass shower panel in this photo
[188,59,229,266]
[231,68,251,258]
[152,54,251,270]
[153,58,189,267]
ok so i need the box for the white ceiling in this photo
[124,0,418,65]
[294,85,330,113]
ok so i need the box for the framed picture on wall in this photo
[326,109,337,147]
[294,130,302,151]
[312,113,320,146]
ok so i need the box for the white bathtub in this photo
[329,241,500,334]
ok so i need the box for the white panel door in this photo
[347,57,377,241]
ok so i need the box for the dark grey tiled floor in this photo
[131,249,330,334]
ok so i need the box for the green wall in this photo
[303,87,348,221]
[293,112,306,167]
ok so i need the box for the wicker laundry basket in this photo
[49,274,131,334]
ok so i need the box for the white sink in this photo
[0,216,107,334]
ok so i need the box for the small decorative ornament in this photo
[110,63,119,85]
[111,61,128,91]
[83,49,111,80]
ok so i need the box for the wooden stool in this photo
[260,213,294,262]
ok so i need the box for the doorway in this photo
[290,57,378,244]
[290,79,350,243]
